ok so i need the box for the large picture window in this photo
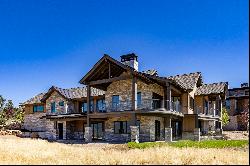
[97,99,106,112]
[33,105,44,112]
[82,100,94,113]
[114,121,127,134]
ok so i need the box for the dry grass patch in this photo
[0,135,249,165]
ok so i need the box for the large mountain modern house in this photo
[21,53,228,143]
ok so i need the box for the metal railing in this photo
[79,99,182,113]
[195,105,221,117]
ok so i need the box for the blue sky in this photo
[0,0,249,106]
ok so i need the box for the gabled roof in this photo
[195,82,228,96]
[166,72,202,90]
[41,86,105,102]
[21,93,45,105]
[79,54,174,87]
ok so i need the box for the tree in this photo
[221,107,229,126]
[0,95,6,111]
[240,104,249,132]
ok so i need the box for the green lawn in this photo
[127,140,249,149]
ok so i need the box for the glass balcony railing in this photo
[137,99,182,112]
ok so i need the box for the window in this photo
[137,92,142,107]
[97,99,106,112]
[225,100,230,109]
[82,100,94,113]
[33,105,44,112]
[189,97,194,109]
[51,102,56,113]
[59,101,64,106]
[112,95,119,110]
[114,121,127,134]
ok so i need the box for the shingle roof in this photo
[195,82,228,95]
[52,86,105,99]
[22,86,105,105]
[22,93,45,105]
[142,69,158,76]
[166,72,202,90]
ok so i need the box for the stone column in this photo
[193,128,200,141]
[130,126,139,143]
[165,128,172,142]
[84,126,92,143]
[165,117,172,142]
[63,121,67,140]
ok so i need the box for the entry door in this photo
[58,123,63,139]
[91,122,103,140]
[155,120,161,141]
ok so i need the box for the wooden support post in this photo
[216,95,221,116]
[87,85,91,127]
[132,76,137,111]
[166,83,172,110]
[195,115,199,128]
[163,88,167,109]
[131,76,137,126]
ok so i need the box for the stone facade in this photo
[104,115,131,142]
[45,91,74,114]
[84,127,92,143]
[165,128,172,142]
[139,116,165,142]
[130,126,139,143]
[23,113,56,140]
[105,76,165,111]
[193,128,201,141]
[23,113,47,131]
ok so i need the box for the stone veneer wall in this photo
[23,113,56,140]
[138,115,165,142]
[105,79,133,111]
[45,91,74,114]
[23,113,47,131]
[105,76,164,111]
[103,115,165,142]
[104,115,132,142]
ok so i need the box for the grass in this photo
[0,135,249,165]
[127,140,249,149]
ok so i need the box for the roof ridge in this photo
[166,71,201,78]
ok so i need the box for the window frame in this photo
[114,121,128,134]
[112,95,120,110]
[59,101,64,106]
[137,92,142,107]
[33,105,44,113]
[51,102,56,113]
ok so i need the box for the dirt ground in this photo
[223,131,249,140]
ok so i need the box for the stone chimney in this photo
[241,83,249,88]
[120,53,138,71]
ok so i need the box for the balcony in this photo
[195,105,221,117]
[91,99,182,113]
[138,99,182,113]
